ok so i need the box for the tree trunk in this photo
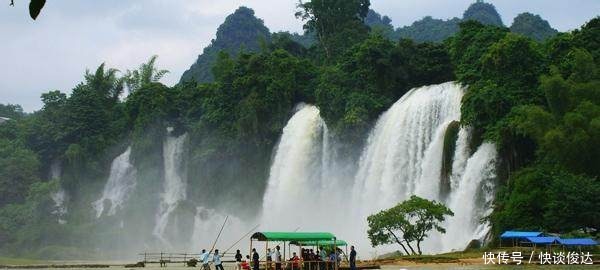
[416,241,422,255]
[404,240,417,255]
[387,229,410,256]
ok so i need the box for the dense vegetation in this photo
[0,0,598,258]
[448,18,600,237]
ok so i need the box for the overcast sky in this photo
[2,0,598,112]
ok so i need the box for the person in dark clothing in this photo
[252,248,260,270]
[349,246,356,270]
[236,250,243,270]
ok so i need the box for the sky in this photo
[1,0,598,112]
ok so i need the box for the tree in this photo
[296,0,370,60]
[0,139,40,207]
[0,103,24,119]
[367,195,454,255]
[124,55,169,94]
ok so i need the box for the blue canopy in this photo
[501,231,543,239]
[525,236,559,244]
[557,238,598,246]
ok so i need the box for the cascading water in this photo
[261,104,331,230]
[51,188,68,224]
[261,82,498,256]
[440,142,497,252]
[153,129,188,247]
[353,82,463,208]
[93,147,137,218]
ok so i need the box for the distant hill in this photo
[395,16,461,43]
[462,0,504,26]
[510,12,559,41]
[180,2,559,83]
[180,7,271,84]
[388,1,558,43]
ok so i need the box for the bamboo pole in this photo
[224,224,260,255]
[210,215,229,252]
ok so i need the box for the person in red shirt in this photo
[242,255,251,270]
[289,252,300,270]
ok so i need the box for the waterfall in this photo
[191,207,246,250]
[51,188,68,224]
[153,130,188,246]
[93,147,137,218]
[261,82,498,255]
[261,104,330,230]
[440,142,497,252]
[354,82,463,214]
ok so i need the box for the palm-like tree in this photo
[124,55,169,94]
[83,63,124,101]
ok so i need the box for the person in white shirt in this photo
[200,249,211,270]
[274,245,282,270]
[213,249,224,270]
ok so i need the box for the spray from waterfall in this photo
[261,104,330,230]
[153,129,188,247]
[440,142,497,252]
[261,82,498,255]
[93,147,137,218]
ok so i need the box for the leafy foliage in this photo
[0,104,24,119]
[296,0,370,60]
[367,196,454,255]
[316,34,454,144]
[124,55,169,94]
[395,17,461,43]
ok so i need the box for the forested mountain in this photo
[1,0,598,260]
[395,16,461,43]
[390,1,557,43]
[462,0,503,26]
[180,7,271,83]
[510,12,559,41]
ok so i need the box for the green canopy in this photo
[251,232,336,242]
[290,240,348,247]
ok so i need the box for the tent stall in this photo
[250,232,340,270]
[499,231,543,247]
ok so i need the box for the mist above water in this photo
[90,82,497,257]
[260,82,497,255]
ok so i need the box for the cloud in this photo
[1,0,598,111]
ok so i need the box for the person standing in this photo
[266,248,272,270]
[213,249,224,270]
[318,247,327,270]
[274,245,282,270]
[252,248,260,270]
[349,246,356,270]
[201,249,211,270]
[235,250,243,270]
[290,252,300,270]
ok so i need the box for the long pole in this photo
[210,215,229,252]
[223,224,260,255]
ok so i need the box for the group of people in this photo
[199,249,225,270]
[199,246,357,270]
